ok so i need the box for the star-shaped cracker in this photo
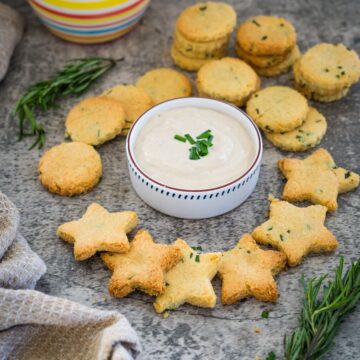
[153,239,221,313]
[57,203,138,261]
[252,198,338,267]
[218,234,286,304]
[101,230,183,298]
[278,148,359,212]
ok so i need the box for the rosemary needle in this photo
[14,57,120,149]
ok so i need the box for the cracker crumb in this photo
[255,356,261,360]
[255,326,261,333]
[268,193,275,202]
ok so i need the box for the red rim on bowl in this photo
[127,97,263,193]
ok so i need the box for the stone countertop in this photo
[0,0,359,359]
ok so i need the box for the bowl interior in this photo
[127,97,262,190]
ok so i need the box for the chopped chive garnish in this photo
[195,254,200,262]
[174,134,186,142]
[261,310,269,319]
[196,141,208,156]
[189,147,200,160]
[184,134,196,144]
[196,129,212,139]
[190,252,193,258]
[174,129,214,160]
[191,246,203,251]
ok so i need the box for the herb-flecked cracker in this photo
[153,239,221,313]
[278,148,359,212]
[236,15,297,56]
[295,43,360,93]
[218,234,286,304]
[171,44,216,72]
[196,57,260,106]
[38,142,102,196]
[101,85,153,124]
[252,45,301,77]
[176,2,236,42]
[101,230,183,298]
[246,86,308,133]
[252,199,338,267]
[174,29,229,58]
[265,107,327,152]
[57,203,138,261]
[65,96,125,145]
[136,68,192,104]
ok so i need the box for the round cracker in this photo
[252,45,301,77]
[171,44,223,71]
[293,61,351,102]
[265,107,327,151]
[296,43,360,93]
[65,96,125,146]
[196,57,260,106]
[236,15,296,56]
[176,2,236,42]
[235,43,286,68]
[174,30,229,58]
[101,85,153,123]
[136,68,192,104]
[38,142,102,196]
[246,86,308,133]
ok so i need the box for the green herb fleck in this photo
[252,19,261,27]
[262,36,268,40]
[341,71,346,76]
[174,134,186,142]
[189,147,200,160]
[287,229,291,233]
[280,234,285,241]
[184,134,196,144]
[191,246,203,251]
[338,65,343,69]
[266,351,276,360]
[345,171,351,179]
[265,125,273,133]
[261,310,269,319]
[247,250,251,254]
[195,254,200,262]
[255,108,260,114]
[315,119,322,123]
[165,282,170,286]
[268,226,273,231]
[199,5,207,11]
[280,23,284,27]
[324,68,329,72]
[196,129,212,139]
[190,252,193,259]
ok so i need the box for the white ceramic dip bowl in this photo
[126,97,263,219]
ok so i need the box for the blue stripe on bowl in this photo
[39,11,144,35]
[129,162,260,200]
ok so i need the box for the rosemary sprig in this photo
[284,257,360,360]
[14,57,119,149]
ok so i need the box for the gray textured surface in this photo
[0,1,359,359]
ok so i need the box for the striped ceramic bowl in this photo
[28,0,150,44]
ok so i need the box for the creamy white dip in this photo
[134,107,256,190]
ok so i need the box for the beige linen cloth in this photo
[0,191,141,360]
[0,3,24,82]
